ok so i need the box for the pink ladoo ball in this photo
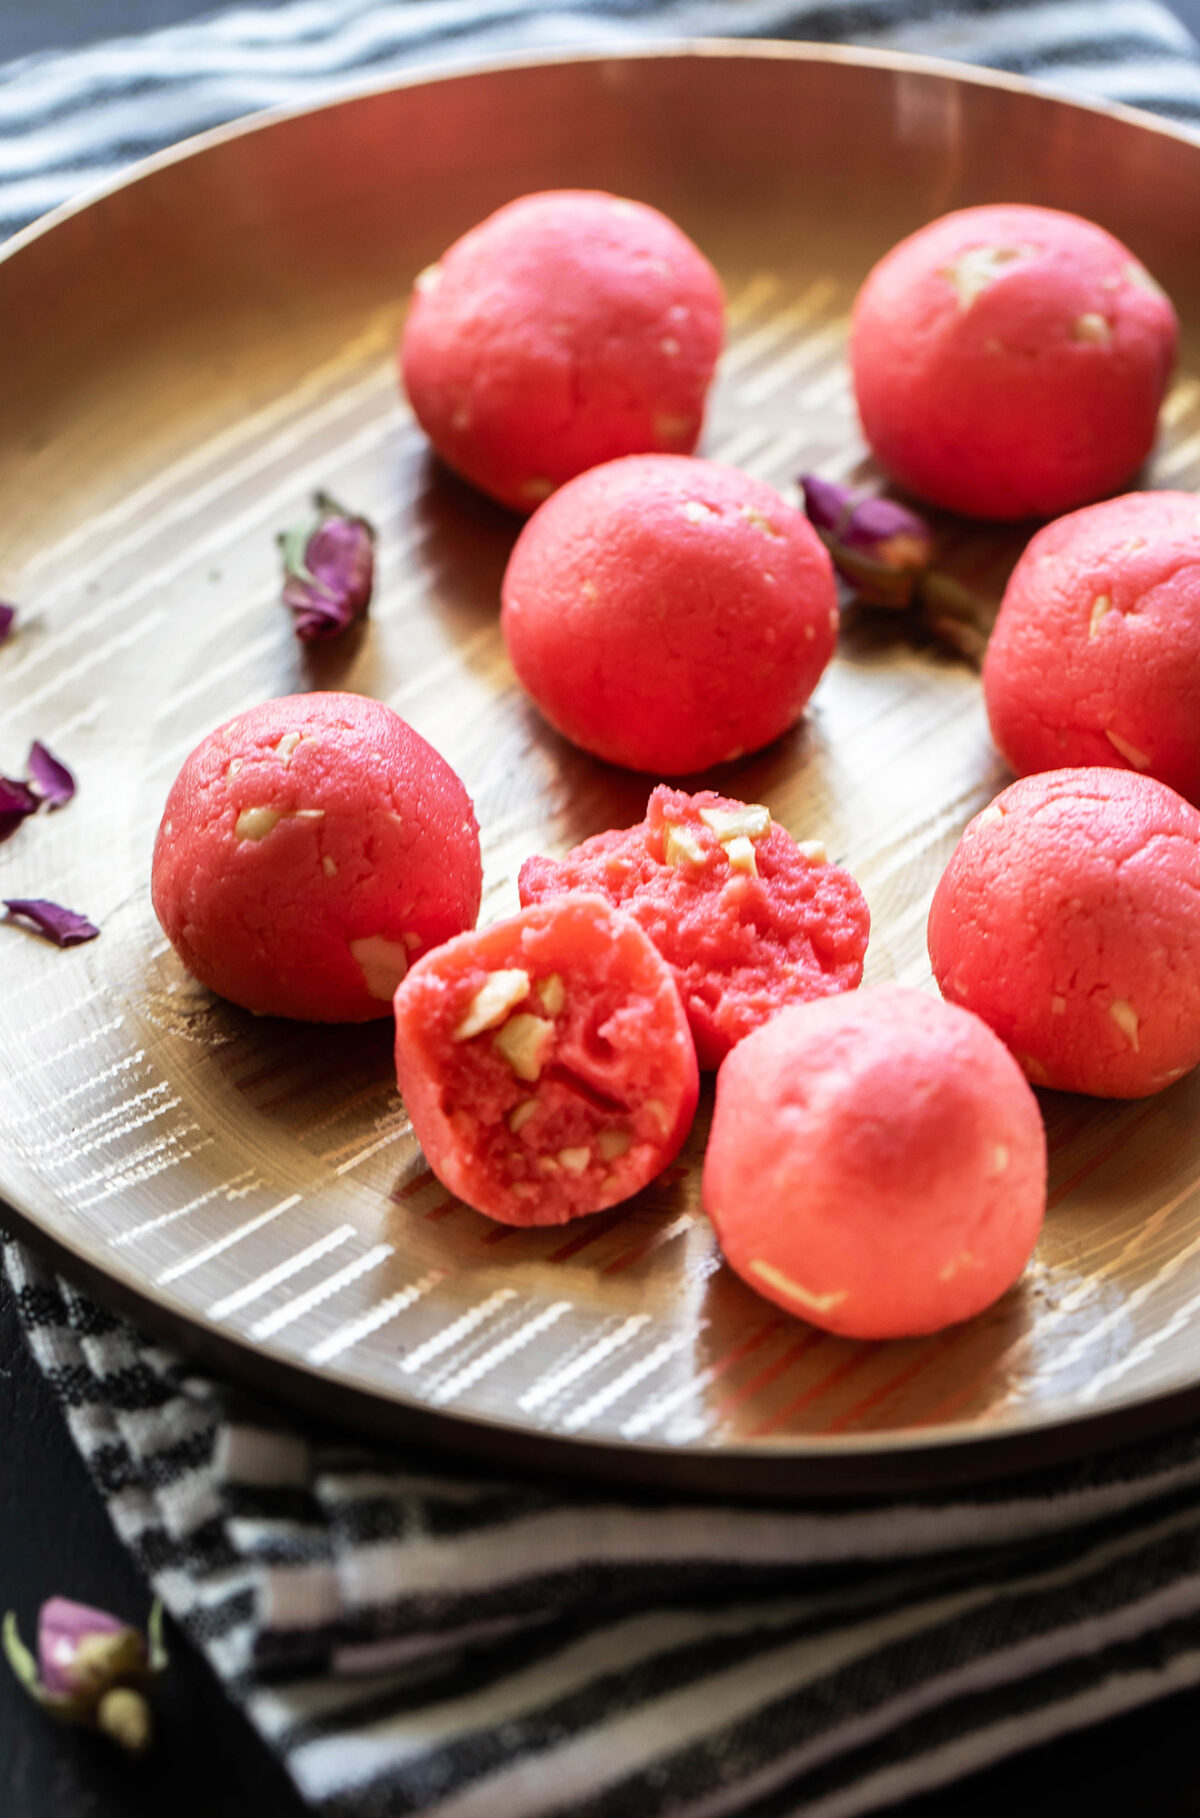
[399,190,725,513]
[851,204,1178,520]
[151,693,482,1022]
[519,786,869,1068]
[703,987,1046,1340]
[928,768,1200,1098]
[984,490,1200,804]
[501,455,838,774]
[393,895,698,1226]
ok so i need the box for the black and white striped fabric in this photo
[14,1231,1200,1817]
[3,0,1200,241]
[7,1,1200,1813]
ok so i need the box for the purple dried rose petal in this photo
[3,898,99,946]
[27,740,75,809]
[838,496,935,569]
[0,776,39,844]
[0,604,15,645]
[799,474,854,537]
[279,492,376,643]
[38,1599,134,1699]
[799,474,935,608]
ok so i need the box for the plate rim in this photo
[5,34,1200,273]
[4,39,1200,1497]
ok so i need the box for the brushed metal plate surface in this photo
[3,44,1200,1496]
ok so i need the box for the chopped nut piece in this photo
[454,969,531,1041]
[415,263,442,294]
[725,835,758,875]
[1105,729,1151,770]
[234,806,282,842]
[349,934,410,1001]
[508,1099,538,1134]
[938,1250,976,1282]
[322,855,338,878]
[1125,261,1167,300]
[740,505,781,538]
[683,500,715,524]
[989,1144,1010,1176]
[493,1012,555,1081]
[643,1097,670,1135]
[536,973,565,1015]
[275,732,302,763]
[977,805,1004,827]
[225,759,243,782]
[795,840,827,863]
[748,1258,848,1312]
[660,337,681,357]
[698,804,771,842]
[596,1127,631,1161]
[1109,998,1141,1050]
[663,823,706,868]
[1088,594,1112,637]
[1072,313,1111,344]
[941,243,1031,308]
[535,1155,561,1175]
[1017,1052,1051,1086]
[558,1146,591,1176]
[1051,995,1066,1015]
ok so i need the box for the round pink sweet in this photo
[983,491,1200,804]
[703,987,1046,1339]
[501,455,838,774]
[393,895,698,1226]
[928,768,1200,1097]
[519,786,869,1068]
[399,190,724,513]
[851,205,1177,520]
[151,693,482,1022]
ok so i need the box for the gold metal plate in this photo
[3,44,1200,1496]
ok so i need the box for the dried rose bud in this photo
[918,570,994,668]
[27,740,75,809]
[0,604,15,645]
[0,776,39,844]
[38,1598,145,1699]
[279,491,376,642]
[3,898,100,946]
[3,1598,166,1753]
[800,475,935,609]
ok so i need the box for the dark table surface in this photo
[6,1,1200,1813]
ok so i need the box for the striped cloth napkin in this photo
[5,2,1200,1815]
[2,0,1200,239]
